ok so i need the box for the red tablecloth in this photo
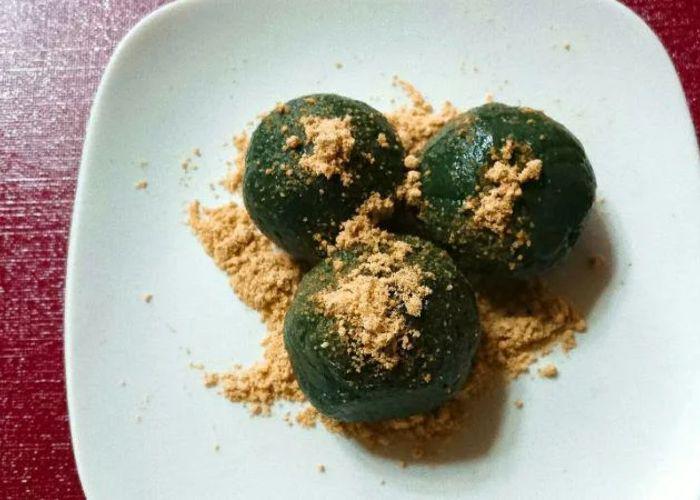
[1,1,698,498]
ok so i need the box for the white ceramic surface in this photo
[65,0,700,498]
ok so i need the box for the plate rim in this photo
[63,0,700,497]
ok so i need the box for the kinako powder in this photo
[463,138,543,236]
[188,79,586,452]
[314,230,432,372]
[297,114,356,186]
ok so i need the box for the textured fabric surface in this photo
[0,1,698,498]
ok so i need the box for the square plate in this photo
[66,0,700,498]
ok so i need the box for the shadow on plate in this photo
[543,205,616,317]
[349,380,507,465]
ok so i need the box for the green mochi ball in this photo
[244,94,405,263]
[283,235,481,422]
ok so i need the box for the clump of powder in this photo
[298,115,355,185]
[396,157,422,206]
[314,237,432,371]
[387,78,457,207]
[221,132,249,193]
[387,77,458,156]
[188,201,305,412]
[332,193,395,253]
[539,364,559,378]
[463,139,542,235]
[475,280,585,379]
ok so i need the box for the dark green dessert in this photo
[416,102,596,278]
[284,234,481,422]
[243,94,405,263]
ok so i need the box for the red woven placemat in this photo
[1,1,698,498]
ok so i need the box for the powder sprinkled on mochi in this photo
[314,237,431,370]
[298,115,355,185]
[463,139,542,235]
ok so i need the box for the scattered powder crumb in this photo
[539,364,559,378]
[203,373,219,388]
[181,157,198,173]
[141,293,153,303]
[335,62,343,69]
[317,464,326,473]
[214,444,220,452]
[135,415,142,423]
[193,147,202,157]
[403,154,419,169]
[561,329,578,353]
[397,153,423,205]
[119,380,127,387]
[296,406,319,428]
[485,92,494,103]
[285,135,302,150]
[274,102,290,114]
[134,179,148,190]
[221,132,249,193]
[564,42,571,51]
[249,403,272,416]
[299,115,355,185]
[138,160,149,168]
[397,170,422,206]
[376,132,389,148]
[514,399,524,409]
[189,361,205,370]
[209,182,221,199]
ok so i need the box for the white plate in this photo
[65,0,700,498]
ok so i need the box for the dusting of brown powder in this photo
[188,201,304,412]
[463,139,542,235]
[221,132,249,193]
[387,77,458,156]
[538,363,559,379]
[188,79,587,452]
[315,237,432,371]
[299,115,355,185]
